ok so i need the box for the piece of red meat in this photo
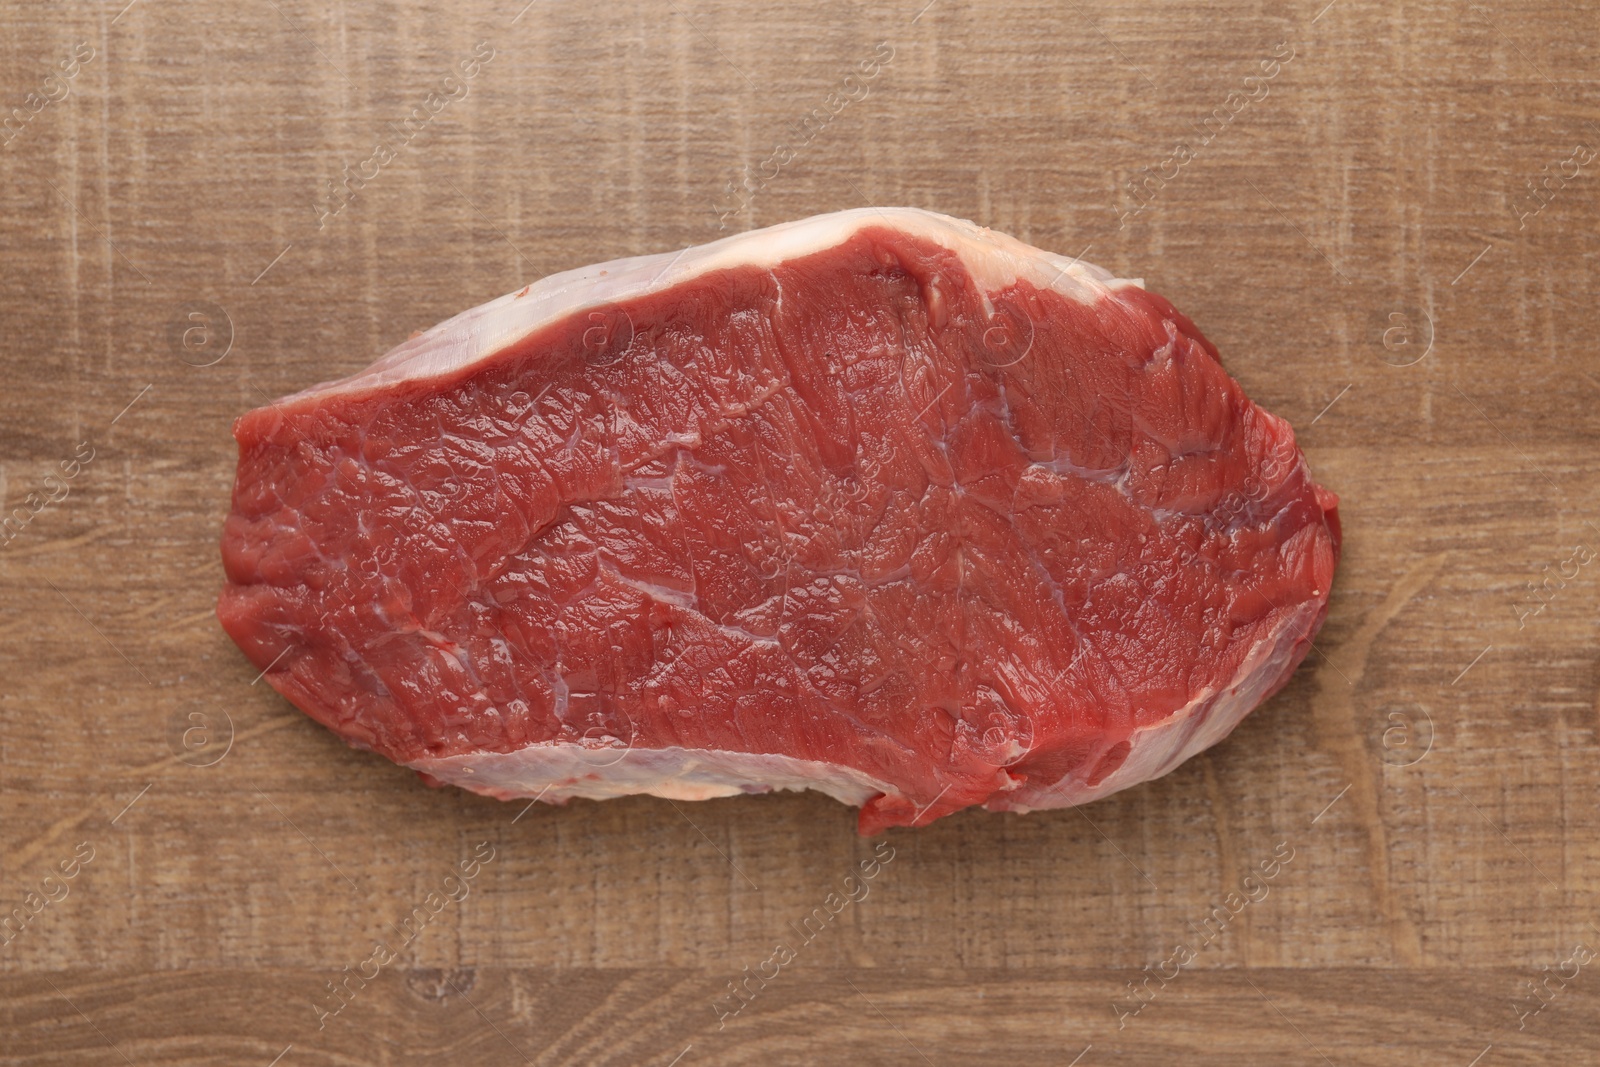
[218,208,1340,834]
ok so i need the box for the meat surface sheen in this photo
[218,208,1340,834]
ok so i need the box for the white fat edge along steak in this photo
[218,207,1341,834]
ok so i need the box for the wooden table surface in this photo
[2,0,1597,1063]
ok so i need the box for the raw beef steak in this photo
[218,208,1340,834]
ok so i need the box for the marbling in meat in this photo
[217,208,1340,833]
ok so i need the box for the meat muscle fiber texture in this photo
[218,208,1340,834]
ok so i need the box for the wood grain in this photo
[2,0,1597,1062]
